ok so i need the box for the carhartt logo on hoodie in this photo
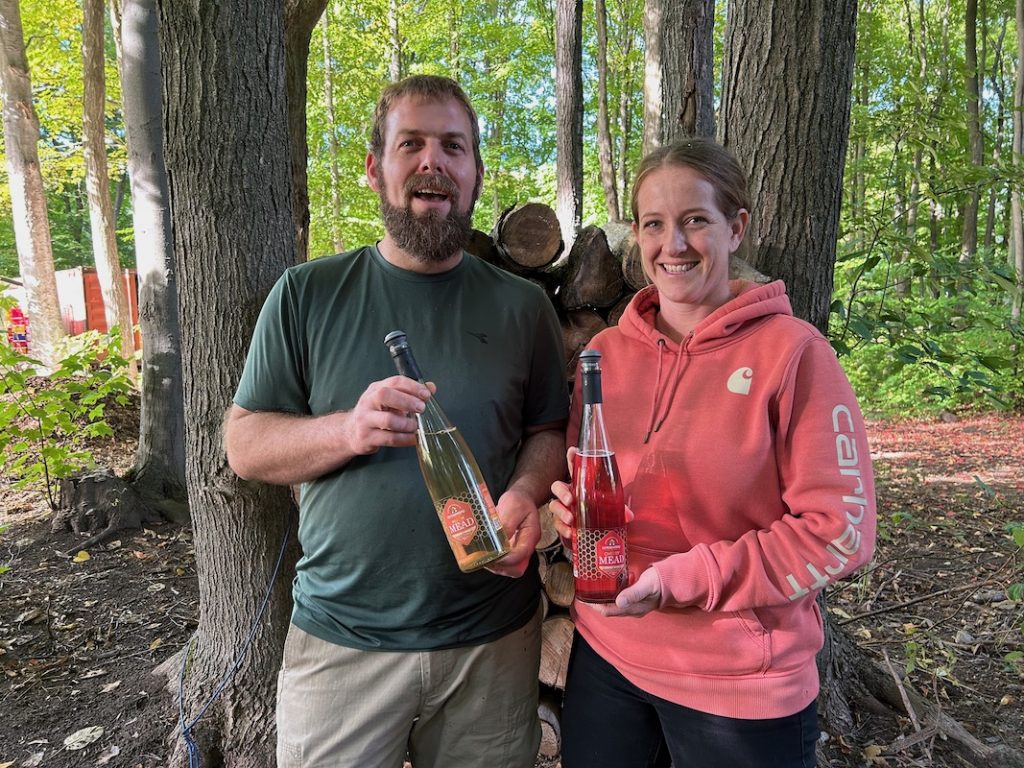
[727,367,754,395]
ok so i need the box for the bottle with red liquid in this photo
[572,349,627,603]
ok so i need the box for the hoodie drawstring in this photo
[642,335,690,444]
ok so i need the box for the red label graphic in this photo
[443,499,478,544]
[595,532,626,577]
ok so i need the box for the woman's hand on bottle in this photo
[485,487,541,578]
[549,447,579,549]
[586,567,662,619]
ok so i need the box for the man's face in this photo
[367,95,484,264]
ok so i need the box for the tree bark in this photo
[83,0,137,373]
[119,0,188,520]
[643,0,713,152]
[555,0,583,253]
[0,0,66,370]
[961,0,982,269]
[719,0,857,332]
[595,0,620,221]
[1013,0,1024,326]
[284,0,329,264]
[319,9,344,254]
[157,0,299,763]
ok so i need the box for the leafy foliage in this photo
[0,297,135,508]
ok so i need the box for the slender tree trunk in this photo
[1013,0,1024,326]
[719,0,857,331]
[984,18,1008,252]
[119,0,187,517]
[961,0,982,269]
[595,0,620,221]
[156,0,299,762]
[0,0,66,370]
[284,0,329,264]
[389,0,401,82]
[83,0,137,374]
[555,0,583,252]
[319,9,344,253]
[617,17,637,212]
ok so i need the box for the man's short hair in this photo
[370,75,482,170]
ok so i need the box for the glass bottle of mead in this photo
[384,330,510,573]
[572,349,627,602]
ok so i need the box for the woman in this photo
[550,138,876,768]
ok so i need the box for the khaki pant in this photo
[276,613,541,768]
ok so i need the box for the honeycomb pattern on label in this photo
[436,492,489,545]
[575,527,627,579]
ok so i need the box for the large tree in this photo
[119,0,187,517]
[642,0,714,153]
[155,0,298,762]
[82,0,136,371]
[555,0,583,252]
[719,0,857,332]
[0,0,66,370]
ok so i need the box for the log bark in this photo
[492,202,562,269]
[538,685,563,758]
[53,468,163,553]
[542,559,575,608]
[561,309,607,381]
[559,226,625,310]
[539,615,574,689]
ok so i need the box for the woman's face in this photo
[632,165,748,317]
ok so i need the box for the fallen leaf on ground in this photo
[63,725,103,750]
[97,744,121,764]
[72,551,91,563]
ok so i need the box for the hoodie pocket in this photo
[617,544,772,677]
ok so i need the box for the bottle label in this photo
[575,527,627,579]
[443,498,479,544]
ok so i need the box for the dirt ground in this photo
[1,399,1022,768]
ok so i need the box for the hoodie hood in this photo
[618,279,793,352]
[615,280,793,442]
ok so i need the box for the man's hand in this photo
[341,376,433,456]
[486,487,541,578]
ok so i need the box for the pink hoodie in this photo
[569,280,876,720]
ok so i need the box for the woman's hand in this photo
[549,447,579,550]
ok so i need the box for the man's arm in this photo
[224,375,432,485]
[487,422,568,578]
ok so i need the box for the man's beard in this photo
[379,173,475,264]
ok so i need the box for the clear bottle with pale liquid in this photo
[572,349,628,602]
[384,331,510,573]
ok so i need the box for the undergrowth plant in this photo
[0,297,135,510]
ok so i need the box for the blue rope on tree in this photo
[177,517,292,768]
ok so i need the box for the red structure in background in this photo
[54,267,140,350]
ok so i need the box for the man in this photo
[224,75,568,768]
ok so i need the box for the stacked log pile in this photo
[468,201,770,760]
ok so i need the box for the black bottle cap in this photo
[579,349,603,404]
[384,330,424,381]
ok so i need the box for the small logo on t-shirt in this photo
[468,332,489,344]
[727,367,754,395]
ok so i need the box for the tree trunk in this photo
[83,0,137,374]
[643,0,713,152]
[284,0,329,264]
[595,0,620,221]
[1013,0,1024,326]
[0,0,66,370]
[157,0,299,763]
[388,0,401,82]
[719,0,857,332]
[119,0,188,520]
[320,10,344,254]
[961,0,982,269]
[555,0,583,253]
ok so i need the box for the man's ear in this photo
[366,152,381,193]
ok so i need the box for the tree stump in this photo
[53,468,163,553]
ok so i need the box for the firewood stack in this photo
[467,201,770,760]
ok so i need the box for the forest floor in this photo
[1,396,1022,768]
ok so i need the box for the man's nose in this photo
[418,141,445,173]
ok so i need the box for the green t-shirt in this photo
[234,246,569,650]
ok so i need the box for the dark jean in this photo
[560,634,819,768]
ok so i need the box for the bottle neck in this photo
[579,401,612,454]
